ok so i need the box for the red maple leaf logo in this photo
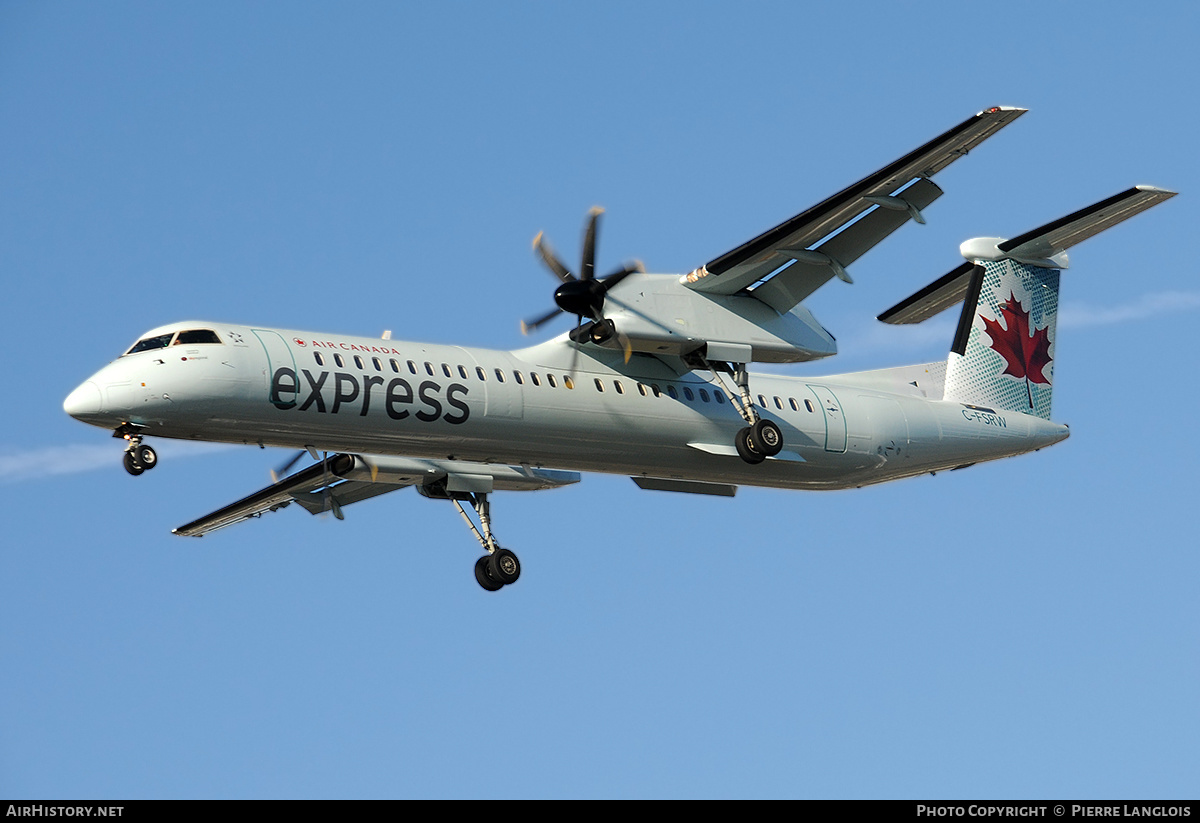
[981,291,1052,409]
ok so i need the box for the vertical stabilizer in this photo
[944,260,1059,419]
[878,185,1176,421]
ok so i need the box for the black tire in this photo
[475,556,504,591]
[735,427,765,464]
[123,451,145,476]
[488,548,521,585]
[749,419,783,456]
[136,444,158,470]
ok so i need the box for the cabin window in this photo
[637,383,647,396]
[758,394,767,408]
[594,379,605,393]
[614,380,624,395]
[495,368,506,383]
[651,384,662,397]
[334,354,345,368]
[314,352,325,366]
[125,333,174,355]
[683,387,694,401]
[425,362,435,376]
[547,374,557,388]
[442,363,452,378]
[390,359,400,373]
[805,399,815,413]
[353,355,365,369]
[667,385,678,399]
[789,398,799,412]
[514,371,524,385]
[699,388,710,402]
[530,372,541,387]
[372,357,382,371]
[458,365,469,379]
[774,396,783,410]
[476,366,487,381]
[714,389,725,404]
[563,375,574,390]
[173,329,222,345]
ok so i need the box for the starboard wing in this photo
[683,106,1027,311]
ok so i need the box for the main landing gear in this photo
[440,490,521,592]
[704,361,784,464]
[116,426,158,476]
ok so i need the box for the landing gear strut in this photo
[706,360,784,464]
[448,491,521,592]
[116,427,157,476]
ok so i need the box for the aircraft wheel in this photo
[123,451,145,476]
[749,419,783,456]
[488,548,521,585]
[136,444,158,470]
[735,427,765,464]
[475,556,504,591]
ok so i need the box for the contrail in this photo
[1059,290,1200,329]
[834,289,1200,360]
[0,441,237,483]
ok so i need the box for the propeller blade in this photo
[533,232,575,283]
[598,260,643,294]
[271,450,307,483]
[617,329,633,364]
[580,206,603,281]
[568,316,582,380]
[521,306,562,335]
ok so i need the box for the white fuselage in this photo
[64,322,1070,491]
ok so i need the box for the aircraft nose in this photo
[63,380,104,420]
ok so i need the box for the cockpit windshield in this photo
[125,333,174,355]
[123,329,223,356]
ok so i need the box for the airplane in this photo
[62,106,1175,591]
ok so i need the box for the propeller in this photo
[522,207,641,363]
[270,445,320,483]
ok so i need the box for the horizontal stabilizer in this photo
[997,185,1176,263]
[878,262,979,325]
[878,185,1177,324]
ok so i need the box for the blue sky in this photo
[2,1,1198,799]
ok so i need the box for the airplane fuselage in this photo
[64,321,1069,492]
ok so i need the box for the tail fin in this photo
[944,259,1059,418]
[879,185,1176,419]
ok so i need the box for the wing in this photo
[683,106,1027,311]
[173,453,580,537]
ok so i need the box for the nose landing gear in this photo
[115,426,157,476]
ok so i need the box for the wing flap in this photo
[753,178,944,312]
[684,106,1025,296]
[631,476,737,496]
